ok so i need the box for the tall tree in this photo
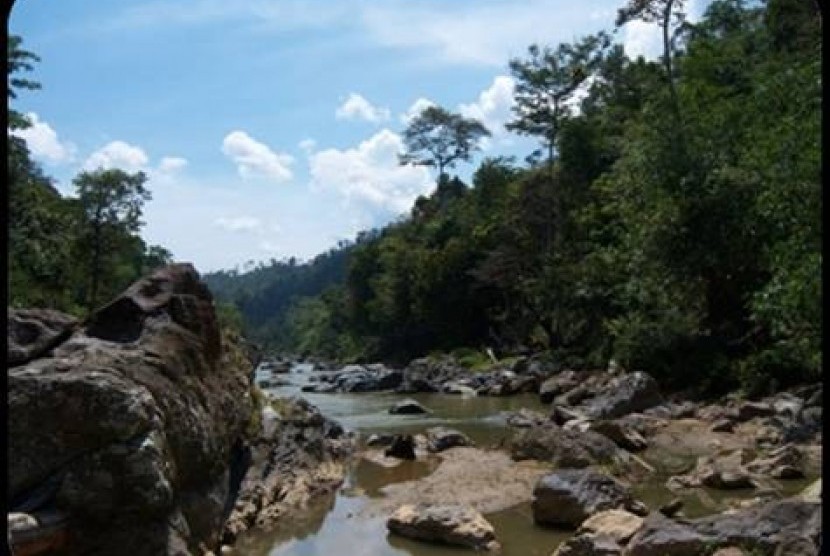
[399,106,490,178]
[73,169,151,310]
[616,0,687,130]
[506,33,610,166]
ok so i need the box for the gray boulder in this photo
[425,427,474,452]
[691,497,821,553]
[580,372,663,419]
[625,513,711,556]
[9,264,255,555]
[532,469,646,528]
[510,422,620,468]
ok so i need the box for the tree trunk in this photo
[89,223,102,312]
[662,0,682,127]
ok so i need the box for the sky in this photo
[9,0,710,273]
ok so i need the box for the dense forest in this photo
[8,36,173,315]
[207,0,821,396]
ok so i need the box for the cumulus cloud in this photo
[214,216,262,232]
[222,130,294,182]
[458,75,515,139]
[335,93,391,123]
[83,140,149,172]
[399,97,436,124]
[11,113,76,164]
[309,128,433,217]
[157,156,188,174]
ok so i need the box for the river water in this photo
[234,363,810,555]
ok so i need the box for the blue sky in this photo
[9,0,709,273]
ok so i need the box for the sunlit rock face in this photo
[8,264,255,555]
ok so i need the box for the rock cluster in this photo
[221,396,354,544]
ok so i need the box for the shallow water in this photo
[238,363,812,555]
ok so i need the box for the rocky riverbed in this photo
[234,356,822,555]
[7,268,822,555]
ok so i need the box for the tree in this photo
[73,169,151,310]
[8,35,41,131]
[399,106,490,178]
[616,0,688,128]
[506,33,610,166]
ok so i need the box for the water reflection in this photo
[236,363,812,555]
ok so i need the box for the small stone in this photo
[711,418,735,433]
[771,465,804,480]
[389,399,430,415]
[659,498,684,518]
[578,509,644,544]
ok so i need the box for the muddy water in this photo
[236,364,810,555]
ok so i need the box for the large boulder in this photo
[334,365,403,392]
[580,372,663,419]
[509,422,620,468]
[625,512,711,556]
[8,264,255,555]
[532,470,646,528]
[690,497,822,553]
[387,503,500,551]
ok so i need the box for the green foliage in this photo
[8,36,174,314]
[216,301,245,335]
[399,105,490,177]
[507,33,610,162]
[73,168,152,310]
[198,1,821,395]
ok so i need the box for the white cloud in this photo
[83,140,149,172]
[221,130,294,182]
[157,156,188,174]
[623,0,709,60]
[298,138,317,153]
[309,128,433,217]
[335,93,391,124]
[214,216,262,232]
[399,97,436,124]
[458,76,515,141]
[11,113,76,164]
[622,19,663,60]
[361,1,591,66]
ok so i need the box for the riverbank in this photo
[231,358,821,555]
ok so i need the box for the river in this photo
[233,363,811,555]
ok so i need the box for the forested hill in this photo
[203,242,355,350]
[205,0,821,397]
